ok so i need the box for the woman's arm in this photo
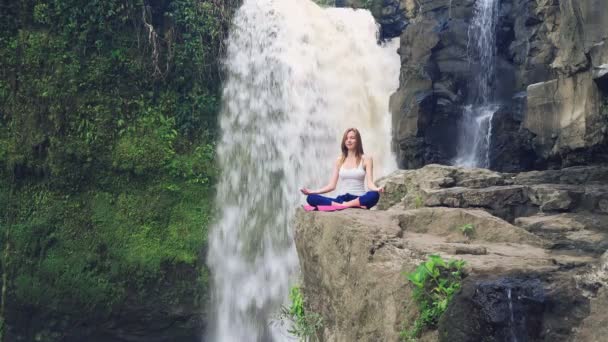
[301,158,340,195]
[364,155,383,192]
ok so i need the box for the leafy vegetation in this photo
[458,223,475,239]
[401,255,466,341]
[277,285,324,342]
[0,0,238,339]
[413,194,424,209]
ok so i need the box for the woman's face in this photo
[344,131,357,151]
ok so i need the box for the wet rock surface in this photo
[439,275,590,342]
[390,0,608,171]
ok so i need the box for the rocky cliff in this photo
[294,165,608,341]
[386,0,608,171]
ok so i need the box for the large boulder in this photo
[375,164,507,210]
[295,165,608,341]
[438,274,590,342]
[294,207,592,341]
[523,73,606,166]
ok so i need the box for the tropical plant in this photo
[458,223,475,239]
[277,286,324,341]
[401,255,466,340]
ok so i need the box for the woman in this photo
[301,128,384,211]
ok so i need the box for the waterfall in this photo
[506,288,519,342]
[206,1,400,341]
[453,0,499,168]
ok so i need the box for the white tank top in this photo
[339,158,366,196]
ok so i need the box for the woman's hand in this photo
[378,187,384,193]
[300,188,313,195]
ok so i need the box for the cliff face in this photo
[388,0,608,171]
[294,165,608,341]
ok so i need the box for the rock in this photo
[438,275,590,342]
[528,184,578,211]
[295,165,608,341]
[590,41,608,91]
[513,165,608,185]
[422,185,532,222]
[599,199,608,213]
[294,209,412,342]
[390,0,474,168]
[334,1,409,39]
[451,245,488,255]
[397,207,542,245]
[515,213,588,233]
[515,213,608,255]
[370,0,409,39]
[294,206,592,340]
[378,164,608,217]
[488,101,537,172]
[523,73,605,166]
[390,0,608,170]
[551,0,608,75]
[573,288,608,342]
[376,164,508,210]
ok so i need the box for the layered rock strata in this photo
[387,0,608,170]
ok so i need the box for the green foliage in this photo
[413,195,424,209]
[113,106,178,175]
[401,255,466,340]
[457,223,475,239]
[4,169,215,321]
[277,286,324,341]
[0,0,237,337]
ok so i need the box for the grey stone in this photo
[599,199,608,213]
[523,73,604,164]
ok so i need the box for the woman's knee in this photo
[306,194,318,205]
[307,194,332,206]
[360,191,380,208]
[370,191,380,201]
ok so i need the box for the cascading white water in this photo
[453,0,499,168]
[206,1,400,341]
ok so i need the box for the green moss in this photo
[0,0,237,339]
[2,173,215,333]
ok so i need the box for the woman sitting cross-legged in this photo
[300,127,384,211]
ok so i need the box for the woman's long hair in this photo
[340,128,364,166]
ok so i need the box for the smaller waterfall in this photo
[506,288,519,342]
[453,0,499,168]
[453,104,498,168]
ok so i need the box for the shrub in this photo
[458,223,475,239]
[277,286,324,341]
[401,255,466,340]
